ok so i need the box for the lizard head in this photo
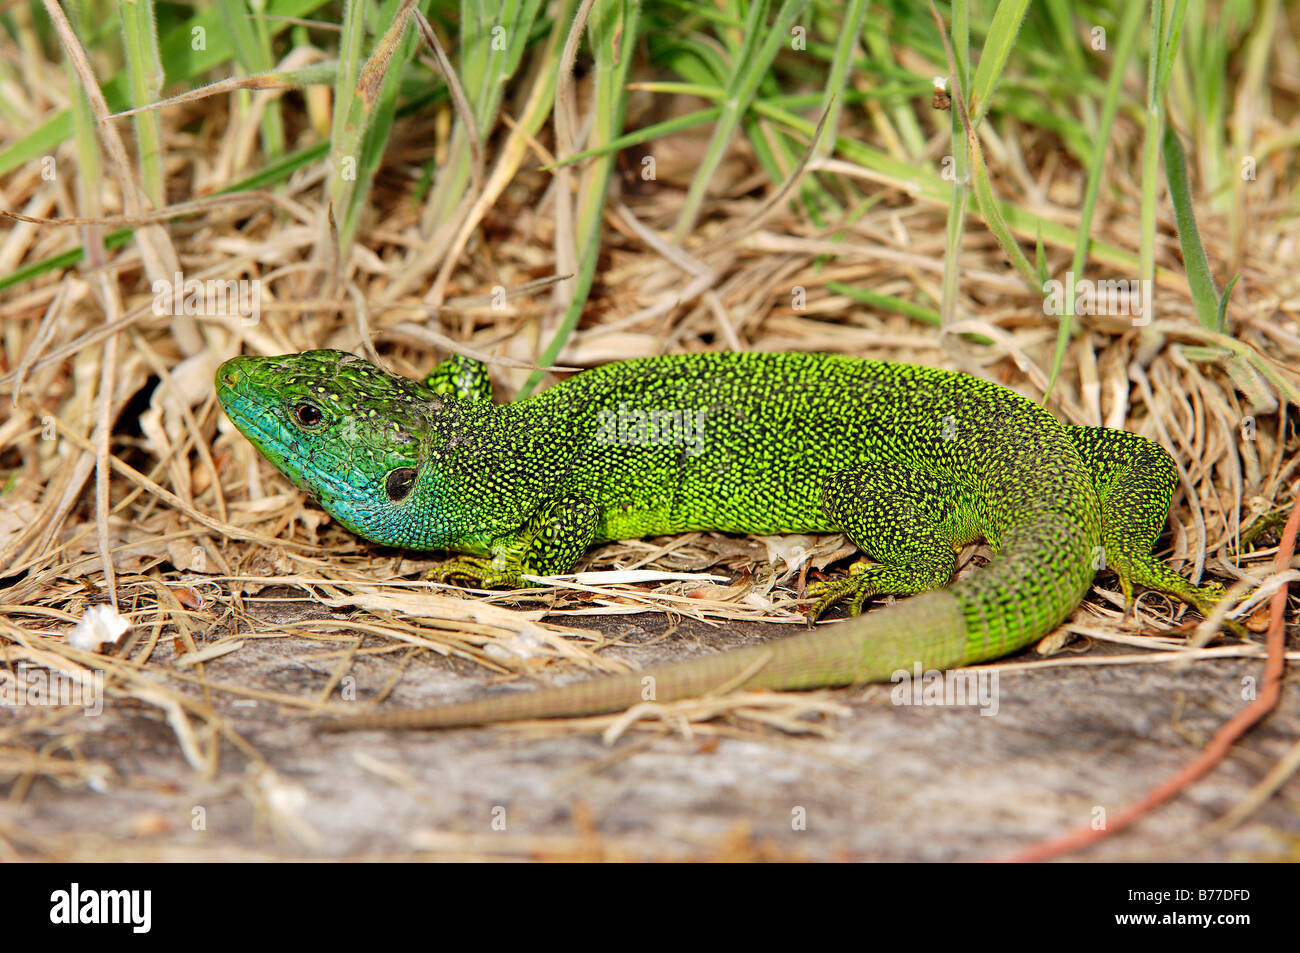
[215,350,453,548]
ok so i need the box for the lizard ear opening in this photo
[385,467,418,503]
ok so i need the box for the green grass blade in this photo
[672,0,810,241]
[1044,0,1145,395]
[940,0,971,328]
[326,0,422,261]
[519,0,641,398]
[1164,123,1222,330]
[216,0,287,158]
[968,0,1030,127]
[0,0,331,178]
[118,0,166,206]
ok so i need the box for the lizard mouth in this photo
[215,358,285,455]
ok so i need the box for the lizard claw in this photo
[1185,581,1226,616]
[1117,574,1247,638]
[805,565,876,621]
[1186,582,1252,639]
[428,557,522,589]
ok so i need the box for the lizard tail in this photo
[320,497,1099,731]
[319,590,971,731]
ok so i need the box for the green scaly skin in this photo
[215,349,1223,731]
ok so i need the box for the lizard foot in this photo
[428,557,522,589]
[1176,581,1250,639]
[1114,562,1245,638]
[1183,581,1227,617]
[805,562,876,621]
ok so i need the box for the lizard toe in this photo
[805,573,877,621]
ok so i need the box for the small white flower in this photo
[68,604,130,652]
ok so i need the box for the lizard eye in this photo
[385,467,418,503]
[293,402,323,428]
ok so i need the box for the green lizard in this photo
[215,349,1223,731]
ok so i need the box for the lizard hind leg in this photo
[808,464,980,620]
[1067,426,1223,616]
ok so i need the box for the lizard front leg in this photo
[431,495,602,589]
[424,353,494,402]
